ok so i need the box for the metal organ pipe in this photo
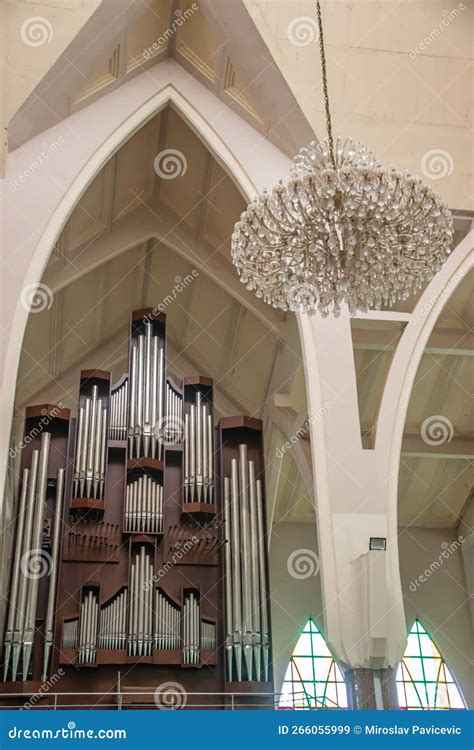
[73,386,108,499]
[182,592,200,665]
[129,324,164,460]
[164,382,183,443]
[3,468,29,681]
[124,476,163,533]
[98,590,127,650]
[79,590,98,664]
[42,468,65,680]
[183,391,214,504]
[223,445,271,683]
[109,380,128,440]
[22,432,51,681]
[128,546,154,657]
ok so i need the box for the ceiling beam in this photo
[400,433,473,460]
[43,203,283,333]
[17,322,245,419]
[352,325,474,356]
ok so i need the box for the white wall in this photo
[399,526,473,708]
[269,521,323,693]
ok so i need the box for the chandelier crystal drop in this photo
[231,1,453,318]
[231,136,453,317]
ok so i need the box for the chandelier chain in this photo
[316,1,335,169]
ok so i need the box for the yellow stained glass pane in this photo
[397,620,466,711]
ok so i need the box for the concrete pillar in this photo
[297,311,407,674]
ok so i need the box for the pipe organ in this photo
[1,309,273,709]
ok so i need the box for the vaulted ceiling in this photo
[12,0,473,533]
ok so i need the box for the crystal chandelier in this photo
[231,2,453,317]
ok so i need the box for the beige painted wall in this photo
[399,525,473,708]
[269,521,323,693]
[244,0,473,210]
[0,0,100,173]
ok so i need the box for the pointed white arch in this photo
[0,58,291,501]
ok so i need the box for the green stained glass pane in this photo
[278,618,348,710]
[397,620,466,711]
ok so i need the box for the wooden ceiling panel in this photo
[146,242,197,352]
[101,243,148,335]
[17,307,54,401]
[156,108,210,234]
[174,0,222,84]
[67,167,111,251]
[112,114,161,221]
[225,311,277,417]
[126,0,172,72]
[201,160,246,253]
[184,273,238,380]
[60,269,104,368]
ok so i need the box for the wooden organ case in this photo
[1,309,273,709]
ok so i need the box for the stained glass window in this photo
[279,618,348,709]
[396,619,466,710]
